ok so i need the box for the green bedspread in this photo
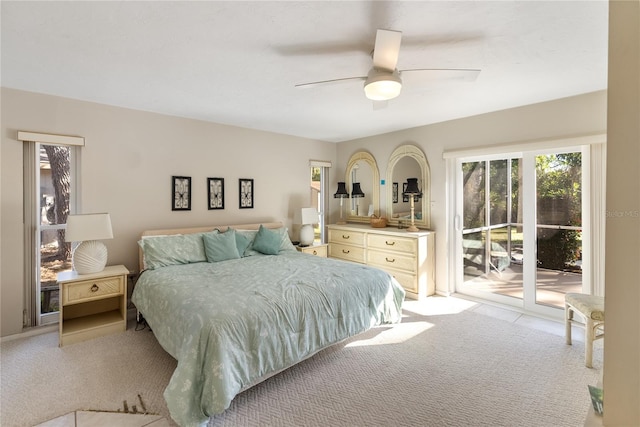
[132,251,405,426]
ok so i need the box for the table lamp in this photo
[299,207,319,247]
[351,182,365,216]
[333,182,350,225]
[402,178,422,232]
[65,213,113,274]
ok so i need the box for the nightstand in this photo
[57,265,129,347]
[296,243,328,257]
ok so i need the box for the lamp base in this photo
[406,225,419,232]
[299,224,315,246]
[73,240,108,274]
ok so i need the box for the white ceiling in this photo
[1,1,608,143]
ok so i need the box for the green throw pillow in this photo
[203,230,241,262]
[139,232,208,269]
[252,225,281,255]
[234,230,252,256]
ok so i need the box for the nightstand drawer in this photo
[63,276,124,305]
[328,229,365,246]
[297,244,328,257]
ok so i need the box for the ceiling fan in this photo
[295,29,481,103]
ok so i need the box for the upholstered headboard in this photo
[138,221,284,271]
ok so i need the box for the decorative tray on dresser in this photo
[327,223,435,299]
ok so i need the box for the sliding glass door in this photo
[457,149,585,317]
[533,153,583,306]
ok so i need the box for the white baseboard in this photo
[0,324,57,343]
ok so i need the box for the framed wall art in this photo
[239,178,254,209]
[207,177,224,210]
[392,182,398,203]
[172,176,191,211]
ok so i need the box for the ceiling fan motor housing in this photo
[364,68,402,101]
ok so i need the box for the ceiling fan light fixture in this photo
[364,68,402,101]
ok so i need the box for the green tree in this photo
[43,145,71,259]
[536,153,582,269]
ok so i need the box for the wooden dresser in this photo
[327,223,435,299]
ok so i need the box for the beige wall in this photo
[0,88,337,337]
[2,88,608,337]
[335,90,607,294]
[603,1,640,424]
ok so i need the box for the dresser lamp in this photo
[299,207,319,247]
[333,182,350,225]
[403,178,422,232]
[351,182,365,216]
[65,213,114,274]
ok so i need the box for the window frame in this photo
[309,160,331,243]
[20,132,83,327]
[445,135,606,318]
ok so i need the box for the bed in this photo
[131,222,405,427]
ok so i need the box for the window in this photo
[20,132,83,327]
[445,135,606,319]
[309,160,331,243]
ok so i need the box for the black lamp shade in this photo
[334,182,350,198]
[403,178,422,195]
[351,182,365,198]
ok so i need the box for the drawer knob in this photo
[342,249,350,254]
[342,235,350,239]
[312,250,318,255]
[90,284,100,292]
[385,257,396,263]
[385,241,396,246]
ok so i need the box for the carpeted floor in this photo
[0,296,601,427]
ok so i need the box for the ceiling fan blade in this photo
[400,32,485,50]
[372,29,402,71]
[274,40,371,57]
[400,68,481,82]
[295,76,366,89]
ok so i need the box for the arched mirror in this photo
[345,151,380,223]
[386,144,431,229]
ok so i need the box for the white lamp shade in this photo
[300,207,319,225]
[65,213,113,242]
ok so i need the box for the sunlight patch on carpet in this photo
[345,321,434,347]
[403,295,479,316]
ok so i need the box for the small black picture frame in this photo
[239,178,254,209]
[207,177,224,210]
[172,176,191,211]
[392,182,399,203]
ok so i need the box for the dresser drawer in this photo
[328,229,365,246]
[367,234,416,254]
[63,276,124,305]
[367,249,416,273]
[386,269,418,294]
[329,243,365,264]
